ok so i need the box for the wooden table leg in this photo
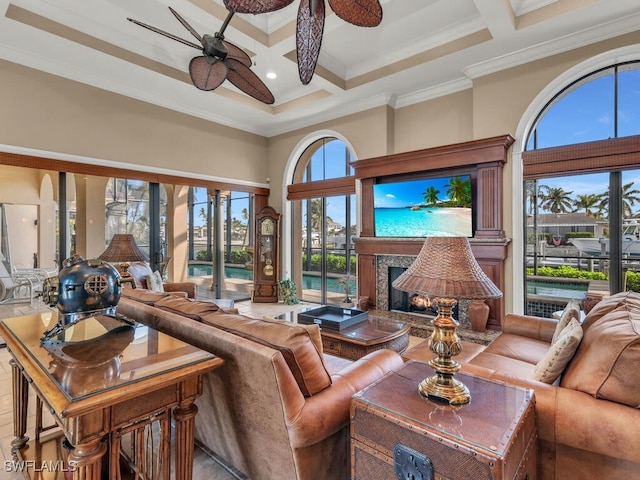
[68,438,107,480]
[173,401,198,480]
[10,358,29,456]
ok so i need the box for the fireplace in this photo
[388,265,464,319]
[388,267,438,316]
[377,254,467,326]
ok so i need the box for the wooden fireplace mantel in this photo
[352,135,514,330]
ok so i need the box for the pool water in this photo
[526,280,587,299]
[189,264,355,294]
[189,264,254,280]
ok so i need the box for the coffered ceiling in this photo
[1,0,639,137]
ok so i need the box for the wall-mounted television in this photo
[373,174,473,237]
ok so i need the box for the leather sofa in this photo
[125,261,197,298]
[117,289,404,480]
[403,291,640,480]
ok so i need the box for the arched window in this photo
[522,61,640,317]
[288,137,357,305]
[526,62,640,150]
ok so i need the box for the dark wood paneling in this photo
[352,135,515,180]
[354,237,510,327]
[356,253,376,307]
[287,176,355,200]
[352,136,515,329]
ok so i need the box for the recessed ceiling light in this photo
[266,72,277,79]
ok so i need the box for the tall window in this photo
[292,137,357,305]
[187,187,254,300]
[105,178,167,258]
[523,62,640,316]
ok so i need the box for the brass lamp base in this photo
[418,373,471,405]
[419,297,471,405]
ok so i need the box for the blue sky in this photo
[373,176,466,209]
[530,65,640,215]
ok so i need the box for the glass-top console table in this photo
[0,311,223,480]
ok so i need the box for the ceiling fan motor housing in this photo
[202,33,228,61]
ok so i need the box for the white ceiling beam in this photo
[472,0,516,38]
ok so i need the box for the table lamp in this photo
[392,236,502,405]
[98,234,149,277]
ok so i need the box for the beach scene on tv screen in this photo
[374,175,473,237]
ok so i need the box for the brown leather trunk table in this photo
[351,360,537,480]
[1,311,223,480]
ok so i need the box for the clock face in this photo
[261,218,275,236]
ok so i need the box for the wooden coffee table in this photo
[281,309,410,360]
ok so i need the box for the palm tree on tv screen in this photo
[422,186,440,206]
[445,176,472,207]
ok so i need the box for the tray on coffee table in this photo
[298,305,368,330]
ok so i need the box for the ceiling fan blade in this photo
[226,58,275,104]
[296,0,325,85]
[168,7,203,44]
[189,56,228,91]
[223,0,294,14]
[328,0,382,27]
[223,40,252,68]
[127,17,202,50]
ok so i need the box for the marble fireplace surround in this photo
[375,254,500,345]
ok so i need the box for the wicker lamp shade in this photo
[392,236,502,405]
[392,236,502,300]
[98,234,149,264]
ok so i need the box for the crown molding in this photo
[394,77,473,109]
[463,12,640,80]
[0,143,269,188]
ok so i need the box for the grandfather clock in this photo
[253,206,280,303]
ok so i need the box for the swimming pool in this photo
[189,264,354,294]
[189,264,254,280]
[526,279,587,299]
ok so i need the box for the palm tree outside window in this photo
[293,137,356,305]
[524,61,640,316]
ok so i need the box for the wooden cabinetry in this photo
[352,135,514,328]
[351,361,536,480]
[252,206,280,303]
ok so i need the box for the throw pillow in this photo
[533,318,583,384]
[146,270,164,293]
[552,299,580,344]
[561,300,640,407]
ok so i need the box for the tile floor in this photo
[0,293,418,479]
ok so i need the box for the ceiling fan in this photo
[223,0,383,84]
[127,7,275,104]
